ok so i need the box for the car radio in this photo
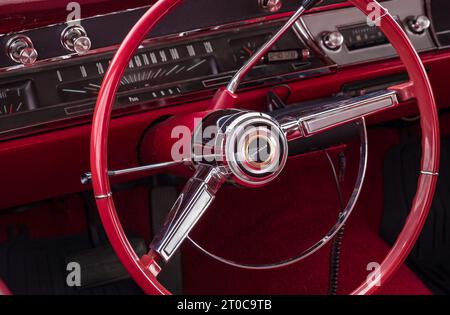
[339,22,389,51]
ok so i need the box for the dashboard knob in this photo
[407,15,431,34]
[259,0,283,13]
[61,25,92,55]
[6,35,38,65]
[73,36,92,55]
[322,31,344,51]
[18,47,38,65]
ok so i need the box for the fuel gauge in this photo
[0,81,36,116]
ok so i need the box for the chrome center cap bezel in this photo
[223,112,288,187]
[192,111,288,187]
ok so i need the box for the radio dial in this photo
[322,31,344,51]
[6,35,38,65]
[407,15,431,34]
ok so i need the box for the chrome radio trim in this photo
[300,0,437,66]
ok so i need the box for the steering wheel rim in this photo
[90,0,440,295]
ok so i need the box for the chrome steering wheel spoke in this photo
[150,164,227,263]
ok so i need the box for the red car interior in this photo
[0,0,450,295]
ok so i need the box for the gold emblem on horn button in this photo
[243,133,276,169]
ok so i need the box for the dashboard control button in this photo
[61,25,92,55]
[258,0,282,13]
[322,31,344,51]
[6,35,38,65]
[18,47,38,65]
[73,36,92,55]
[407,15,431,34]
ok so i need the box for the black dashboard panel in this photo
[0,1,335,69]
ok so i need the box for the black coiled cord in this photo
[325,151,346,295]
[328,226,345,295]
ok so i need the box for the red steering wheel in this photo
[90,0,440,295]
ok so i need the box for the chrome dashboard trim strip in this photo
[95,192,113,200]
[421,170,439,176]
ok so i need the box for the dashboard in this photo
[0,0,447,141]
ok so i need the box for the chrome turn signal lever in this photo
[81,159,190,184]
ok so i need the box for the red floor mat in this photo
[181,127,431,295]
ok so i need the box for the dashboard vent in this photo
[428,0,450,47]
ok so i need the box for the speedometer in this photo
[0,81,36,116]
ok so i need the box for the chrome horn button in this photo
[193,111,288,188]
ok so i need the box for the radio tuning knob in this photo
[6,35,38,65]
[407,15,431,34]
[322,31,344,51]
[259,0,283,13]
[61,25,91,55]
